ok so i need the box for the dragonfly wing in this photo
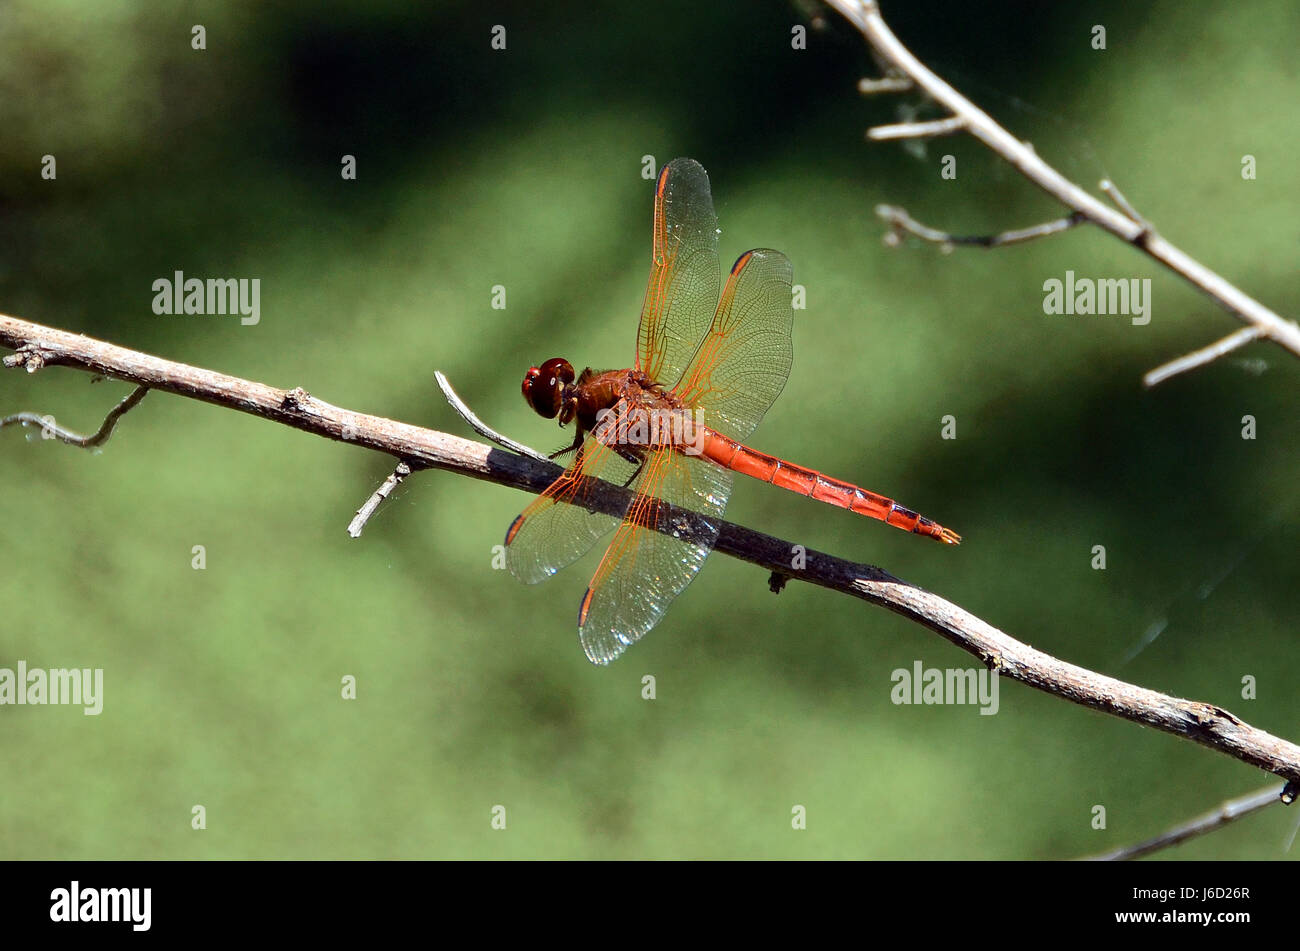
[673,248,794,442]
[636,158,721,390]
[505,436,640,585]
[577,447,733,664]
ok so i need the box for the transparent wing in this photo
[577,447,733,665]
[672,248,794,443]
[504,435,640,585]
[636,158,721,389]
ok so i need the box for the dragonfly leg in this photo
[620,457,646,487]
[548,426,586,460]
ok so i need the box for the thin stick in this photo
[857,76,912,95]
[347,461,412,538]
[877,204,1086,248]
[435,370,550,464]
[866,115,966,141]
[1143,326,1264,388]
[4,310,1300,788]
[1088,784,1284,861]
[0,384,148,448]
[1100,179,1152,233]
[826,0,1300,381]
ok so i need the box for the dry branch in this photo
[4,310,1300,793]
[1,384,148,447]
[828,0,1300,385]
[866,115,966,141]
[1088,784,1285,861]
[877,204,1086,249]
[347,461,412,538]
[1143,327,1265,388]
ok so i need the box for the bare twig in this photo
[827,0,1300,383]
[4,310,1300,789]
[1088,784,1285,861]
[1143,326,1265,388]
[1099,179,1152,234]
[877,204,1086,249]
[347,461,412,538]
[857,76,912,95]
[434,370,549,464]
[866,115,966,141]
[0,384,148,448]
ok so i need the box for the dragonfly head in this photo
[522,357,576,421]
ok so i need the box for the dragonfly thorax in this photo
[571,368,676,435]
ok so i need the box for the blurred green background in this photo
[1,0,1297,859]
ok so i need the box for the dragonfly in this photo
[505,158,959,665]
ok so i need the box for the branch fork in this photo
[832,0,1300,386]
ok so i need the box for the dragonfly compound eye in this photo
[521,358,574,419]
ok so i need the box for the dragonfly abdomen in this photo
[698,430,960,544]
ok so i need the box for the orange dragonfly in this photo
[506,158,959,664]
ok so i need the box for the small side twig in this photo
[0,384,148,448]
[434,370,549,464]
[866,115,966,141]
[347,461,413,538]
[857,76,913,95]
[1088,784,1285,861]
[1099,179,1152,234]
[1143,326,1265,388]
[877,204,1086,249]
